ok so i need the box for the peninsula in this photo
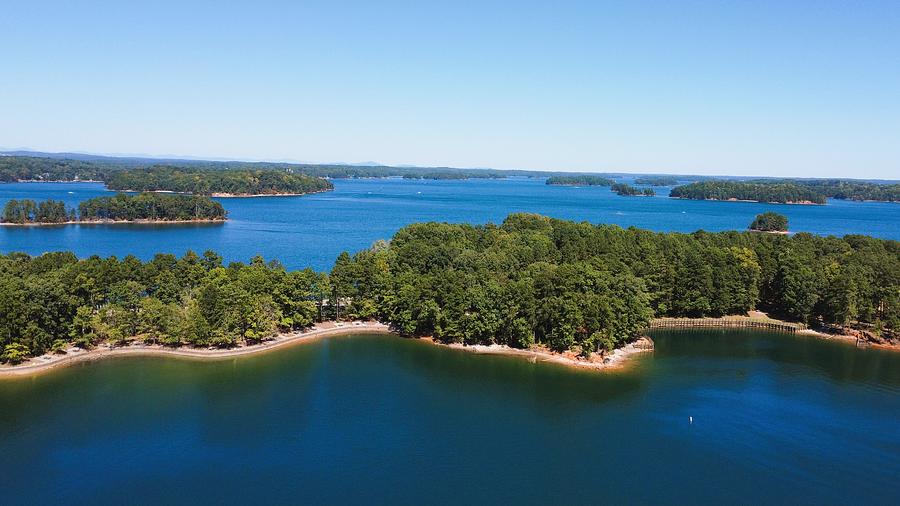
[1,214,896,371]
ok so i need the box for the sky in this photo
[1,1,898,178]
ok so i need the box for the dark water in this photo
[2,178,898,270]
[1,330,898,505]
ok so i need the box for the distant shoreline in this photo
[0,218,226,226]
[0,321,652,378]
[2,315,895,378]
[669,196,822,205]
[113,188,333,198]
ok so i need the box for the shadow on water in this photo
[650,328,900,386]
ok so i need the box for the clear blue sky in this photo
[2,1,898,178]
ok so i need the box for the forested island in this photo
[670,181,827,204]
[749,212,788,233]
[1,193,225,224]
[105,166,333,196]
[546,175,615,186]
[612,183,655,196]
[2,214,897,364]
[634,176,679,186]
[758,179,900,202]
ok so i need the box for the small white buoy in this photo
[689,416,693,424]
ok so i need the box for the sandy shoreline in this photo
[0,322,391,378]
[0,322,653,378]
[112,188,333,198]
[433,336,654,371]
[669,196,823,205]
[2,316,894,378]
[0,218,226,227]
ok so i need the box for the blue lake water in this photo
[2,179,900,505]
[1,330,898,505]
[1,178,898,270]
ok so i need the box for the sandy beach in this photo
[0,218,226,226]
[0,321,656,378]
[3,314,894,378]
[0,321,390,378]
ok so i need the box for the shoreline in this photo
[0,322,392,378]
[111,188,333,198]
[0,322,653,378]
[669,196,824,205]
[2,315,895,378]
[0,218,226,226]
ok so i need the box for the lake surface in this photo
[2,178,898,270]
[1,330,897,505]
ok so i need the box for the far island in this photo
[2,193,226,225]
[612,183,655,196]
[105,166,334,196]
[749,212,788,233]
[670,181,826,204]
[546,175,615,186]
[634,176,679,186]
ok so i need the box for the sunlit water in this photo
[2,178,898,270]
[1,330,897,505]
[2,179,898,504]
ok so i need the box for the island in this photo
[546,175,615,186]
[670,181,827,204]
[1,193,226,225]
[749,212,788,233]
[761,179,900,202]
[634,176,679,186]
[2,213,896,368]
[104,166,334,196]
[612,182,655,196]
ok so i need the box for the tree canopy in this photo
[546,175,615,186]
[78,193,226,221]
[1,194,225,223]
[670,181,826,204]
[634,176,679,186]
[105,166,334,196]
[750,212,788,232]
[612,183,655,196]
[2,214,898,363]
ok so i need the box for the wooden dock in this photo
[648,316,806,333]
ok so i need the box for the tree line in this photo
[2,213,897,363]
[0,156,108,182]
[670,181,827,204]
[754,179,900,202]
[634,176,679,186]
[1,155,550,183]
[78,193,226,221]
[546,175,615,186]
[2,194,225,224]
[105,166,334,196]
[749,212,788,232]
[2,200,74,223]
[612,183,655,196]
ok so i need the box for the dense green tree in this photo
[0,213,897,363]
[671,181,826,204]
[750,212,788,232]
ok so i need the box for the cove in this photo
[1,330,897,505]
